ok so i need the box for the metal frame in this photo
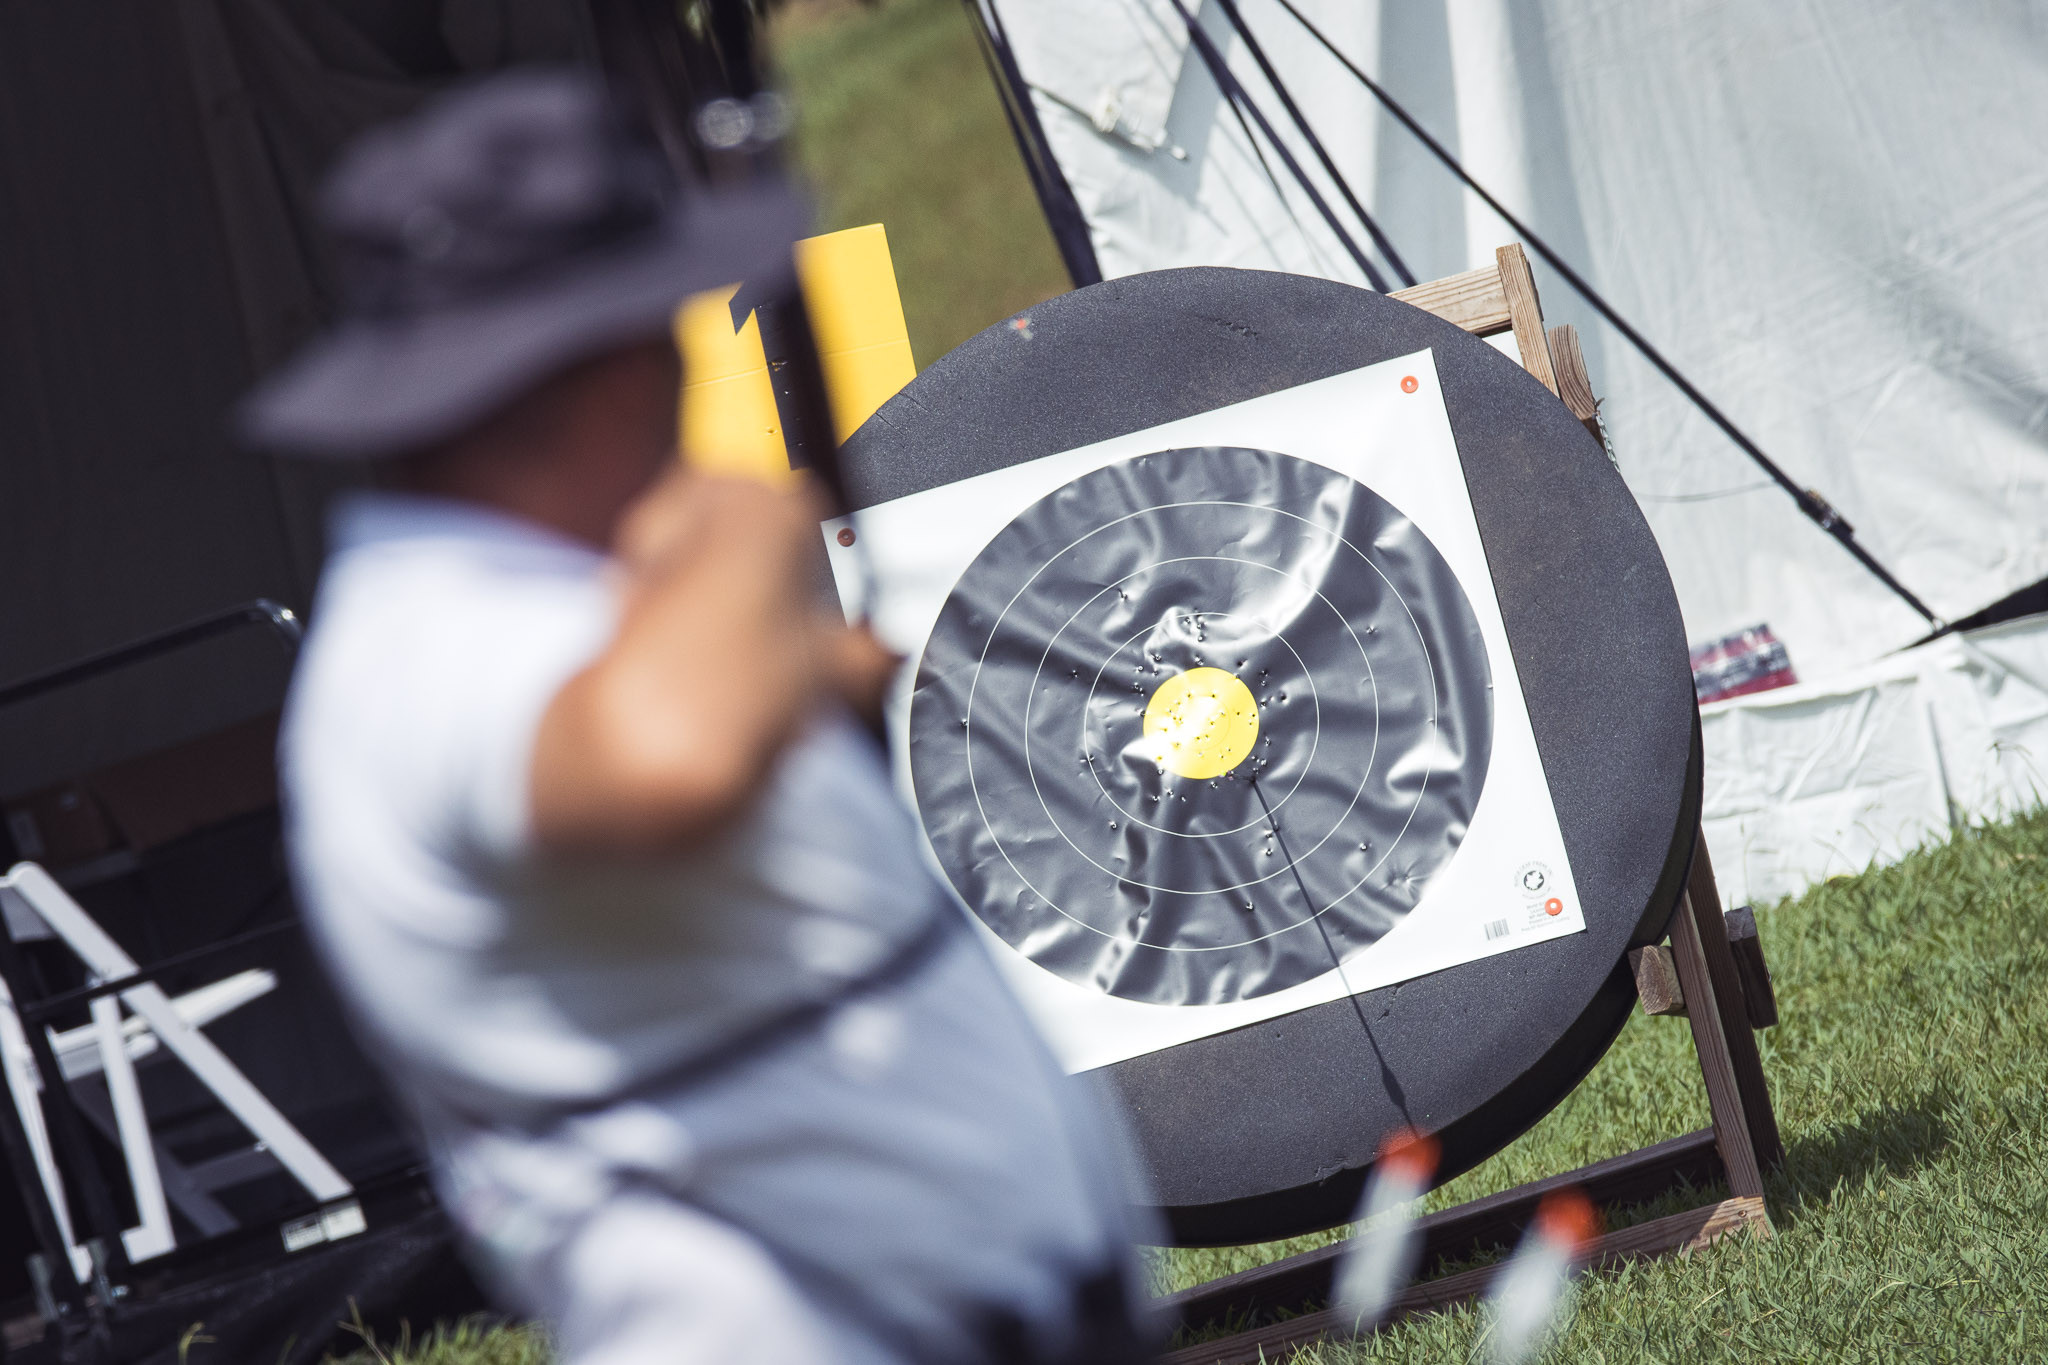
[0,598,313,1332]
[1,863,351,1283]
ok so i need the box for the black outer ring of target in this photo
[907,447,1494,1006]
[841,268,1701,1247]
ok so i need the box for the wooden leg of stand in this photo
[1685,834,1786,1170]
[1495,244,1561,397]
[1668,888,1768,1204]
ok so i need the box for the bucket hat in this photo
[240,68,805,458]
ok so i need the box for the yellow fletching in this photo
[674,285,788,483]
[674,223,916,483]
[796,224,918,442]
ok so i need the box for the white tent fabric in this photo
[984,0,2048,901]
[987,0,2048,679]
[1705,611,2048,908]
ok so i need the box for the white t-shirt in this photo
[279,492,945,1119]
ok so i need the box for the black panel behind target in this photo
[830,269,1700,1245]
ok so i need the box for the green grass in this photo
[328,811,2048,1362]
[1159,812,2048,1362]
[767,0,1074,367]
[320,1314,549,1365]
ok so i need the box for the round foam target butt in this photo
[911,446,1493,1005]
[842,268,1701,1245]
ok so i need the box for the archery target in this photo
[829,268,1699,1245]
[829,348,1592,1074]
[907,446,1493,1006]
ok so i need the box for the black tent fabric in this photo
[0,0,594,696]
[0,5,599,1357]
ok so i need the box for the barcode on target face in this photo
[1483,919,1511,942]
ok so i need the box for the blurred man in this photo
[244,71,1152,1365]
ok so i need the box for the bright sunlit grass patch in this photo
[1160,810,2048,1362]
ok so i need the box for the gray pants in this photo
[431,924,1159,1365]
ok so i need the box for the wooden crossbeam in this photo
[1162,1128,1720,1333]
[1667,888,1768,1200]
[1494,244,1560,397]
[1629,943,1686,1017]
[1548,323,1602,440]
[1681,840,1786,1171]
[1389,264,1512,336]
[1724,905,1780,1030]
[1162,1196,1769,1365]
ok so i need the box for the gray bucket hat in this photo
[240,68,806,458]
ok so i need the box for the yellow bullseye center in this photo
[1141,667,1261,780]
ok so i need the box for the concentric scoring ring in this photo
[908,447,1494,1005]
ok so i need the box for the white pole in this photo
[0,971,84,1272]
[89,994,175,1260]
[3,863,352,1205]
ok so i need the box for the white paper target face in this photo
[826,352,1584,1073]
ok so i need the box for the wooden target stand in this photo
[1157,247,1784,1365]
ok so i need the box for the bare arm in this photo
[528,472,894,855]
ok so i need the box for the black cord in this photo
[1164,0,1391,294]
[1209,0,1416,288]
[1203,12,1384,290]
[0,600,300,712]
[961,0,1106,288]
[1247,775,1411,1119]
[1215,67,1338,280]
[1268,0,1943,629]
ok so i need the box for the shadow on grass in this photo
[1770,1084,1953,1226]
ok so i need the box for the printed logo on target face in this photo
[1514,861,1566,918]
[1514,861,1551,896]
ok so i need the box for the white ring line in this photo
[1021,552,1376,898]
[1069,605,1322,836]
[1005,572,1411,953]
[1058,600,1327,837]
[966,497,1442,949]
[953,478,1461,953]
